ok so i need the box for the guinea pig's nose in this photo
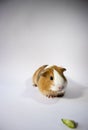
[59,86,64,90]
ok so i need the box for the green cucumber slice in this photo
[61,118,77,129]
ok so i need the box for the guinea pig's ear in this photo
[61,68,66,72]
[40,71,48,77]
[58,67,66,73]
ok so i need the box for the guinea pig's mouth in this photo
[50,85,66,92]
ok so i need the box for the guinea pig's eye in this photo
[50,76,53,80]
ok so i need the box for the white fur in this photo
[50,69,66,92]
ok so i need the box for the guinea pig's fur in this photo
[32,65,67,98]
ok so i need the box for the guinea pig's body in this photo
[32,65,67,98]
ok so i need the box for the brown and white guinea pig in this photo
[32,65,67,98]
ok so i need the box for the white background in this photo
[0,1,88,130]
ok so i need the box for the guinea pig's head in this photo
[38,65,67,93]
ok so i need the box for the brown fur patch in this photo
[38,68,54,93]
[32,65,48,86]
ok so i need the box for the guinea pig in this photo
[32,65,67,98]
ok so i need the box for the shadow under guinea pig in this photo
[23,77,87,104]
